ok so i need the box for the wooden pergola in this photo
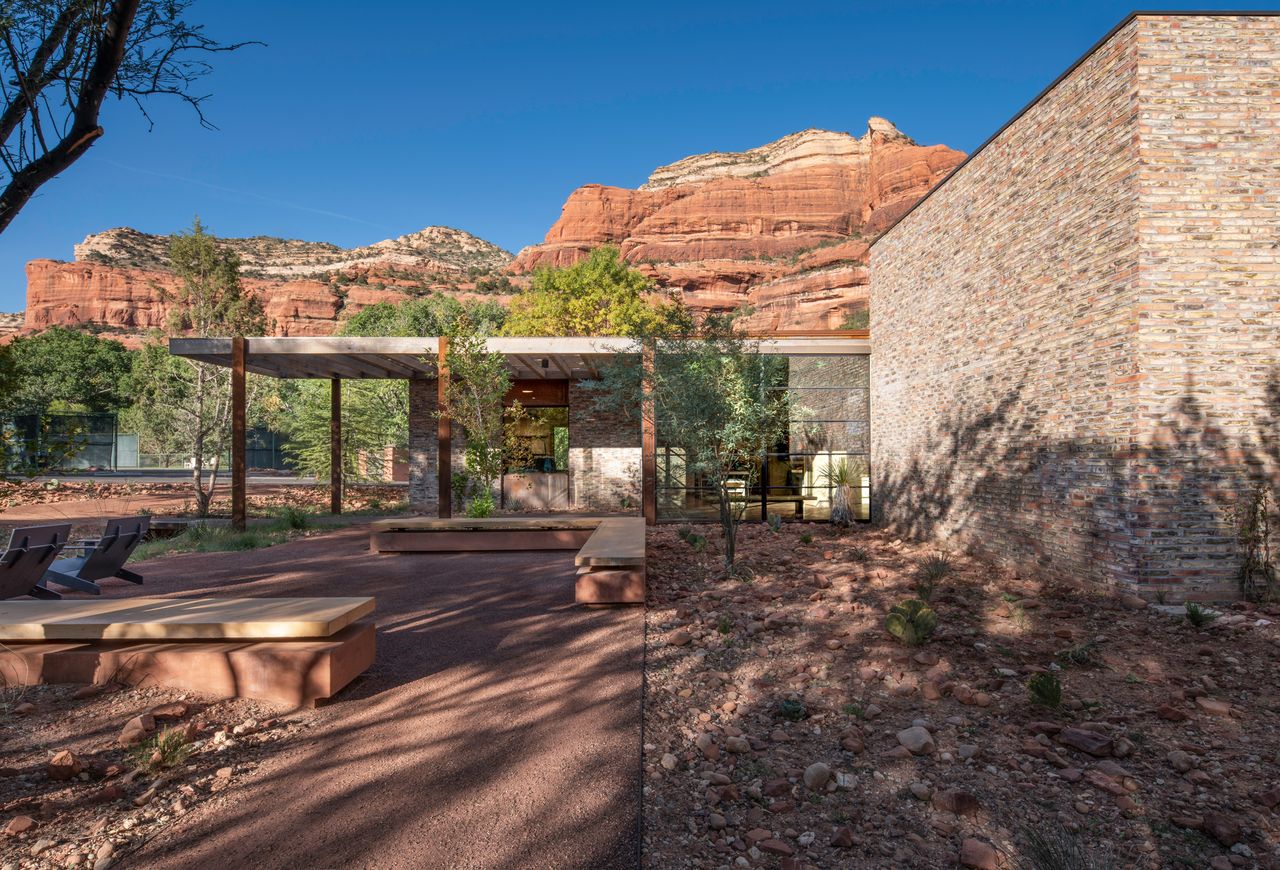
[169,332,871,529]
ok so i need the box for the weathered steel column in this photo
[437,337,452,518]
[330,377,342,515]
[641,340,656,526]
[231,336,247,531]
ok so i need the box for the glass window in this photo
[507,406,569,473]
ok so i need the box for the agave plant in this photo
[817,458,865,527]
[885,598,937,646]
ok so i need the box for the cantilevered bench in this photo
[370,516,645,605]
[0,597,375,707]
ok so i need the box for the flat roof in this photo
[870,10,1280,248]
[170,333,871,379]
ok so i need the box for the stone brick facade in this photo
[407,377,642,515]
[871,14,1280,599]
[568,380,642,513]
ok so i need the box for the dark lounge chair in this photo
[40,516,150,595]
[0,523,72,600]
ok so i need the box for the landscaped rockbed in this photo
[0,480,404,515]
[643,523,1280,869]
[0,683,310,869]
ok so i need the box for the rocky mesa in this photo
[512,118,964,330]
[24,226,516,339]
[21,118,963,336]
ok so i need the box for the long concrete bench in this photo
[0,597,376,707]
[370,516,645,605]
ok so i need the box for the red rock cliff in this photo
[513,118,964,329]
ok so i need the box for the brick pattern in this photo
[407,378,439,513]
[871,15,1280,598]
[568,381,642,513]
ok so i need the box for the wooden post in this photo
[231,336,246,531]
[641,340,656,526]
[330,377,342,515]
[437,337,452,518]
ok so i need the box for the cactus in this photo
[885,598,937,646]
[767,514,782,532]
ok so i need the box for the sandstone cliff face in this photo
[513,119,964,329]
[26,226,516,340]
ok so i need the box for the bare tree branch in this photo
[0,1,258,234]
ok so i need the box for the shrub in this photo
[767,514,782,533]
[776,699,807,721]
[1017,821,1115,870]
[847,545,870,564]
[466,490,495,518]
[1185,602,1218,629]
[1027,672,1063,708]
[885,599,937,646]
[1057,640,1100,668]
[913,552,952,601]
[676,525,692,542]
[128,727,195,773]
[799,533,813,544]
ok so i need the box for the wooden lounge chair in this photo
[40,516,149,596]
[0,524,72,600]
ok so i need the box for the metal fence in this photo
[5,412,117,472]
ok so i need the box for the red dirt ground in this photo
[50,526,643,869]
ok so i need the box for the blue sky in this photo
[1,0,1275,311]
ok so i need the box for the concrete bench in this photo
[0,597,376,707]
[370,516,645,606]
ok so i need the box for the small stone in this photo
[695,733,719,761]
[659,753,678,771]
[724,736,751,754]
[1202,812,1242,847]
[668,630,692,647]
[958,744,980,760]
[1156,703,1189,722]
[831,826,855,848]
[148,702,190,721]
[909,782,932,800]
[960,837,1001,869]
[896,725,935,755]
[215,766,234,780]
[1167,750,1194,773]
[1195,697,1233,718]
[12,702,34,715]
[803,762,831,790]
[1056,727,1112,757]
[758,839,794,857]
[72,684,102,700]
[118,714,156,747]
[933,788,981,817]
[3,815,35,836]
[46,750,84,782]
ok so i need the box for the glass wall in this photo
[654,353,870,523]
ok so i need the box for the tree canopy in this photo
[504,245,687,337]
[2,326,133,413]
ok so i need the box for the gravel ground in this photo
[641,522,1280,870]
[2,525,643,869]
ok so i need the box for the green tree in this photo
[4,327,134,413]
[593,313,791,570]
[439,328,529,517]
[279,295,505,484]
[130,218,269,515]
[504,245,685,337]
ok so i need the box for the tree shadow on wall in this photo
[873,371,1280,594]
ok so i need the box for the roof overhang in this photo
[169,333,870,380]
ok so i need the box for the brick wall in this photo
[568,380,642,513]
[871,14,1280,599]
